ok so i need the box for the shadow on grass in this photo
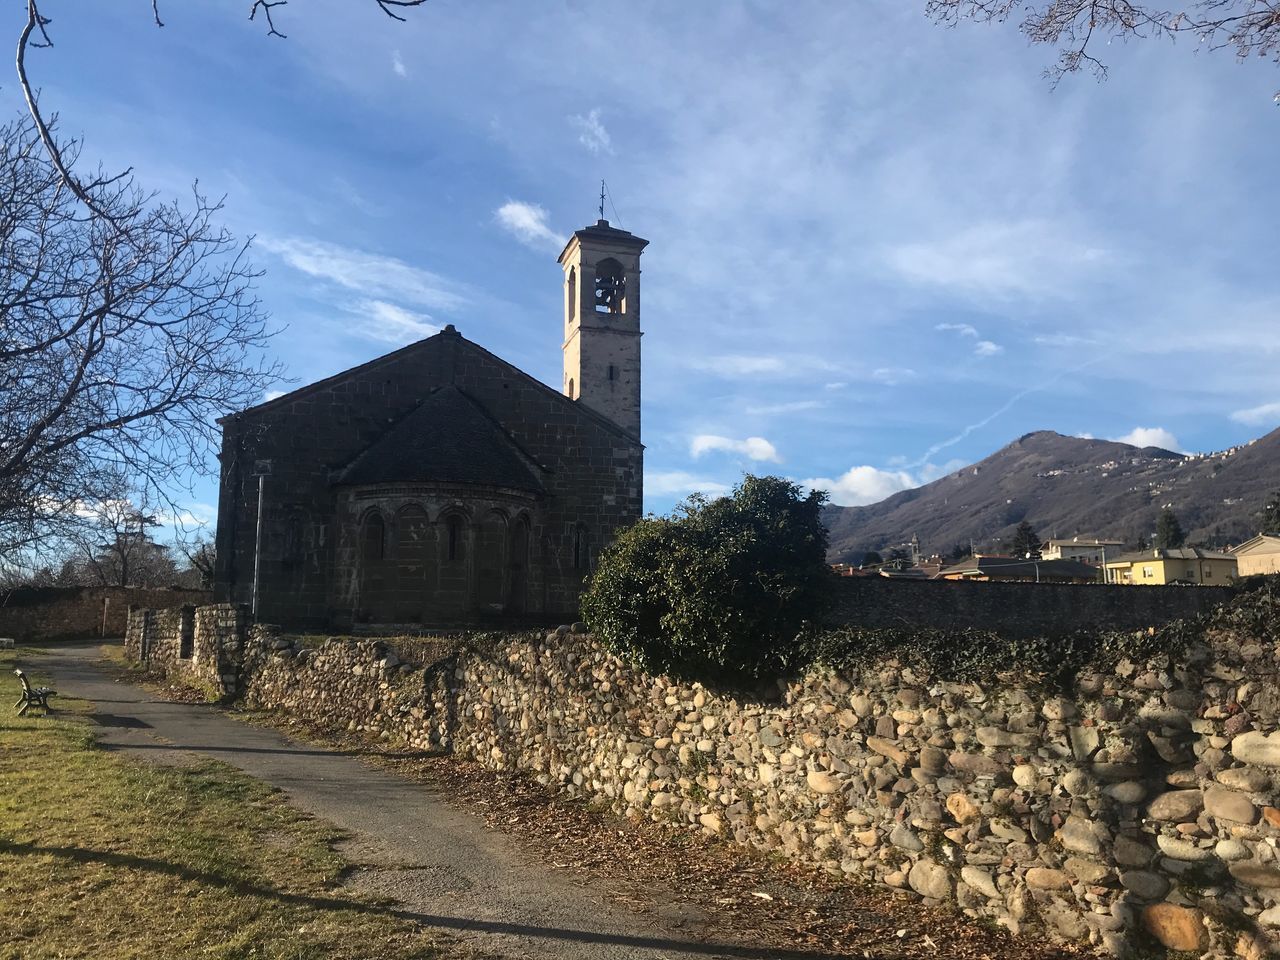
[0,839,849,959]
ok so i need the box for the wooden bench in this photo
[13,669,56,716]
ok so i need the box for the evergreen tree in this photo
[1155,509,1186,550]
[1011,520,1041,559]
[1262,491,1280,537]
[861,550,883,567]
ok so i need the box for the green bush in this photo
[580,475,830,683]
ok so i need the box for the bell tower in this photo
[558,218,647,440]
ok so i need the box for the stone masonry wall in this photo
[235,624,1280,958]
[0,586,210,642]
[125,603,247,700]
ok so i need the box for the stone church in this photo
[213,219,647,628]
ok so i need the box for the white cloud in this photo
[690,434,781,462]
[1113,426,1181,451]
[824,381,848,391]
[263,389,287,403]
[744,399,825,416]
[886,220,1107,300]
[570,108,613,155]
[802,466,919,507]
[693,355,785,377]
[1230,401,1280,427]
[259,236,467,311]
[1035,333,1096,347]
[155,503,216,532]
[690,353,839,380]
[646,470,731,497]
[352,299,441,344]
[872,367,916,385]
[494,200,564,251]
[937,323,1001,357]
[391,50,407,78]
[803,456,969,507]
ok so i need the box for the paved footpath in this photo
[34,643,837,960]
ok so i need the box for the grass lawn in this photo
[0,646,449,960]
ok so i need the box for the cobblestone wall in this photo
[233,623,1280,958]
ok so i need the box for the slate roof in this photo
[336,385,544,494]
[1106,548,1235,564]
[940,556,1100,581]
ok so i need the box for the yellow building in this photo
[1229,535,1280,577]
[1104,548,1237,585]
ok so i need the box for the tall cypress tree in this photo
[1155,509,1186,549]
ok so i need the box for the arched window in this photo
[508,515,531,614]
[567,267,577,322]
[475,510,508,608]
[573,525,588,570]
[593,258,625,314]
[394,505,430,622]
[567,377,575,400]
[361,513,385,561]
[445,514,465,562]
[358,511,388,622]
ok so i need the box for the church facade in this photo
[212,219,647,627]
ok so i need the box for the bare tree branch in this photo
[926,0,1280,89]
[0,116,284,558]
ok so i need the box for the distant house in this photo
[1040,538,1125,566]
[1104,548,1236,585]
[1229,535,1280,577]
[939,556,1100,583]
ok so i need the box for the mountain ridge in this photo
[822,427,1280,561]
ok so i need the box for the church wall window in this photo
[568,377,575,400]
[572,525,588,570]
[567,267,577,322]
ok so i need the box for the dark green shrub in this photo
[580,475,830,683]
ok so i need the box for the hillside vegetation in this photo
[824,427,1280,561]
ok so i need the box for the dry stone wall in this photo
[238,623,1280,959]
[125,603,247,699]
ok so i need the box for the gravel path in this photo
[34,643,839,960]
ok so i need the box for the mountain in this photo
[823,428,1280,562]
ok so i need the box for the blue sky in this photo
[25,1,1280,530]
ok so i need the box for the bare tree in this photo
[926,1,1280,88]
[0,115,281,557]
[176,532,218,589]
[66,500,177,588]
